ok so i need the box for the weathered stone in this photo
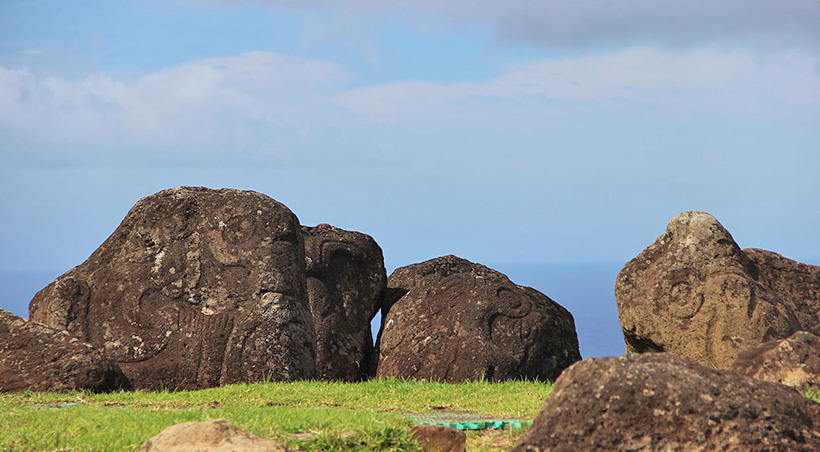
[732,331,820,389]
[0,308,130,392]
[302,223,385,381]
[511,353,820,452]
[30,187,316,390]
[140,419,289,452]
[409,425,466,452]
[616,211,820,369]
[375,255,580,382]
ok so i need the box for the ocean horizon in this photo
[2,262,626,360]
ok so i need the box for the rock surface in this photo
[375,255,580,382]
[616,211,820,369]
[140,419,289,452]
[302,224,385,381]
[0,308,130,392]
[409,425,466,452]
[732,331,820,389]
[511,353,820,452]
[30,187,317,390]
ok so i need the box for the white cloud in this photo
[0,52,351,164]
[334,48,820,124]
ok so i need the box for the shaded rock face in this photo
[30,187,316,390]
[140,419,290,452]
[616,211,820,369]
[732,331,820,389]
[511,353,820,452]
[302,224,385,381]
[375,255,580,382]
[0,309,130,393]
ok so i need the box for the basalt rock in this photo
[30,187,316,390]
[0,309,130,392]
[140,419,290,452]
[375,255,580,382]
[732,331,820,389]
[616,211,820,369]
[511,353,820,452]
[302,224,385,381]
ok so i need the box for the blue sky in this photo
[2,0,819,275]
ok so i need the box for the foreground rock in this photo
[302,224,386,381]
[30,187,317,390]
[0,309,130,392]
[511,353,820,452]
[732,331,820,389]
[616,211,820,369]
[141,419,289,452]
[376,255,580,382]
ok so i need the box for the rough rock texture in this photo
[140,419,290,452]
[302,223,385,381]
[30,187,317,390]
[616,211,820,369]
[409,425,466,452]
[0,309,130,392]
[732,331,820,389]
[375,255,580,382]
[511,353,820,452]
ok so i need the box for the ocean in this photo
[1,262,626,360]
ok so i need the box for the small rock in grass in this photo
[410,424,466,452]
[140,419,289,452]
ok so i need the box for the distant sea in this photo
[1,262,626,360]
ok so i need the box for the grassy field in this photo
[0,378,553,452]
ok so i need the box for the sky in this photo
[2,0,819,279]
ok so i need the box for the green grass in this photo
[0,379,553,452]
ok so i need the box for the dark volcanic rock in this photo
[140,419,290,452]
[0,309,130,392]
[409,425,466,452]
[511,353,820,452]
[616,211,820,369]
[29,187,316,390]
[302,223,385,381]
[375,255,580,382]
[732,331,820,389]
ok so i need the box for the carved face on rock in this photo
[30,187,316,389]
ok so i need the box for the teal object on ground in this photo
[408,412,533,430]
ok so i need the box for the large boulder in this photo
[732,331,820,389]
[141,419,289,452]
[375,255,580,382]
[30,187,317,390]
[511,353,820,452]
[0,309,130,392]
[302,223,385,381]
[616,211,819,369]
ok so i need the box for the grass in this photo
[0,378,553,452]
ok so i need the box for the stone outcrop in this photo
[140,419,289,452]
[616,211,820,369]
[302,223,385,381]
[0,309,130,393]
[375,255,580,382]
[732,331,820,389]
[511,353,820,452]
[30,187,317,390]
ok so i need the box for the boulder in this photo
[140,419,289,452]
[616,211,820,369]
[375,255,580,382]
[302,223,385,381]
[30,187,317,390]
[732,331,820,389]
[0,308,130,392]
[409,425,466,452]
[511,353,820,452]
